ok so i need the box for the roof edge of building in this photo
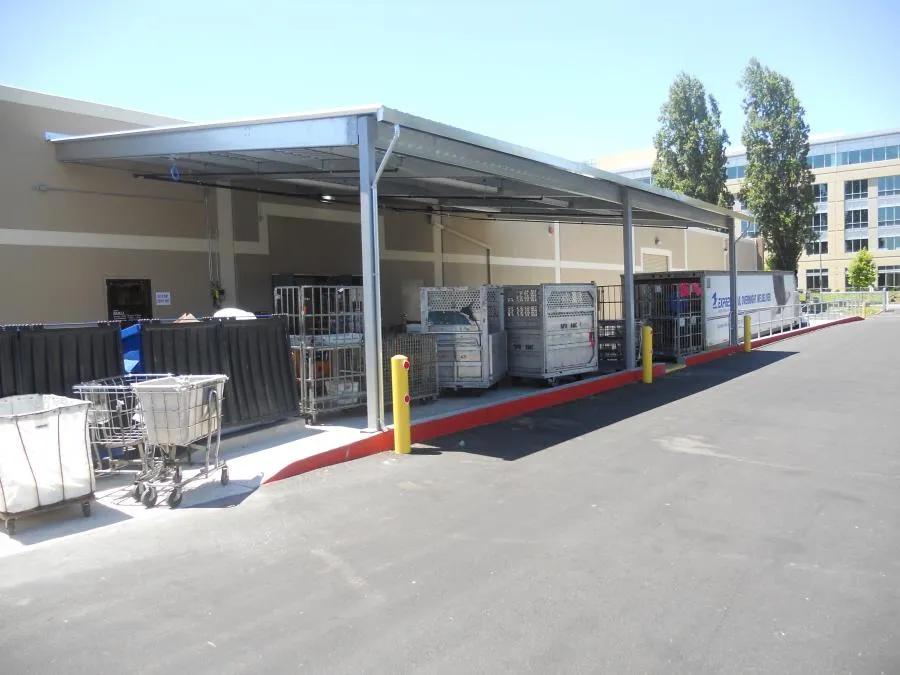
[0,83,184,127]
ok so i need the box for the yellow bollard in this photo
[641,324,653,384]
[390,354,411,454]
[744,314,752,353]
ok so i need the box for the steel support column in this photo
[621,188,636,370]
[728,217,739,346]
[358,116,385,431]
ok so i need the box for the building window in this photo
[740,220,759,237]
[877,175,900,196]
[806,241,828,255]
[840,145,900,166]
[879,206,900,227]
[878,236,900,251]
[726,165,746,180]
[813,183,828,203]
[812,212,828,235]
[845,209,869,229]
[845,180,868,200]
[806,269,829,290]
[808,154,835,169]
[878,265,900,289]
[845,238,869,253]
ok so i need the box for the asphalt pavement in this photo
[1,316,899,674]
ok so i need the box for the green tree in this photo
[847,249,877,289]
[739,58,815,273]
[651,73,734,208]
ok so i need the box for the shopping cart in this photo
[73,374,172,477]
[130,374,229,509]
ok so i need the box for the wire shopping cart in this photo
[130,374,229,509]
[73,374,173,477]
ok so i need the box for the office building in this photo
[592,130,900,291]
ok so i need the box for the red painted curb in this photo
[263,364,668,485]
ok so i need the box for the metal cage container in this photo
[277,285,366,423]
[505,283,599,383]
[382,333,440,406]
[420,285,507,389]
[634,281,704,360]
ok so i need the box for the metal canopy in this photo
[47,105,743,231]
[46,104,743,432]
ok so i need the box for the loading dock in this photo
[45,105,745,430]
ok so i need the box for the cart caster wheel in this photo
[220,467,230,486]
[132,482,145,502]
[81,502,91,518]
[141,486,158,508]
[172,467,182,485]
[167,487,183,509]
[5,519,15,536]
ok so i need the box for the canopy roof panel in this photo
[47,105,743,231]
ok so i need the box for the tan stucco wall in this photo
[0,246,211,323]
[0,98,206,239]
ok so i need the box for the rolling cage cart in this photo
[504,283,599,384]
[0,395,95,535]
[129,375,229,509]
[382,333,440,407]
[73,373,173,477]
[420,285,507,390]
[632,275,705,361]
[276,285,366,424]
[595,285,642,367]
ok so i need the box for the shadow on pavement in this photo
[0,501,132,547]
[425,349,796,462]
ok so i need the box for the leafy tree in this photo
[739,59,815,272]
[651,73,734,208]
[847,249,877,289]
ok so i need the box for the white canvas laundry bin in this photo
[0,394,95,534]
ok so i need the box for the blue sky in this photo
[1,0,897,161]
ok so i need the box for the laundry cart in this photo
[505,283,599,384]
[277,285,366,423]
[0,395,95,535]
[129,374,229,509]
[420,285,507,389]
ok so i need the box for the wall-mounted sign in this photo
[155,291,172,306]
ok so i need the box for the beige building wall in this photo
[0,86,224,324]
[0,84,762,326]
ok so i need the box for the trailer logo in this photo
[711,291,773,310]
[711,292,731,309]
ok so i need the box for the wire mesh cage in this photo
[596,285,628,363]
[382,333,439,406]
[73,373,172,474]
[278,285,367,423]
[275,285,364,341]
[634,281,703,360]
